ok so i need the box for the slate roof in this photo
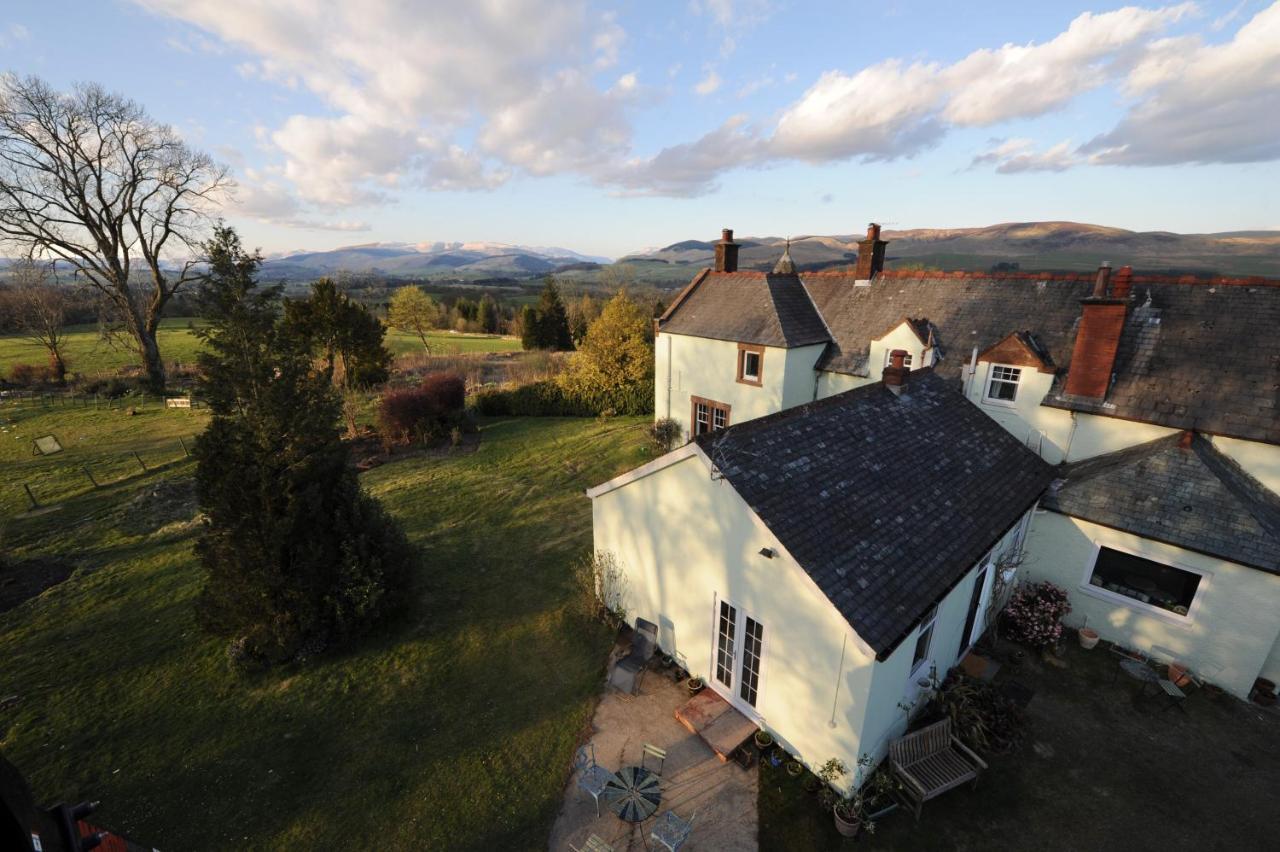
[695,370,1055,658]
[1041,433,1280,575]
[657,271,831,347]
[661,265,1280,444]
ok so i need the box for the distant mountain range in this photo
[620,222,1280,278]
[259,241,611,280]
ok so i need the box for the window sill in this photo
[1076,584,1196,629]
[735,377,763,387]
[981,397,1018,409]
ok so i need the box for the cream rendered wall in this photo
[654,332,824,437]
[814,370,871,399]
[864,323,926,383]
[1210,435,1280,494]
[1022,511,1280,697]
[590,452,879,777]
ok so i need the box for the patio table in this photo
[602,765,661,823]
[1119,658,1161,699]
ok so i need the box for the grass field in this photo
[0,403,651,850]
[0,319,521,380]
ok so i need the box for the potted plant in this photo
[786,760,804,778]
[1077,617,1100,650]
[687,676,704,695]
[754,729,774,750]
[833,793,867,838]
[1167,662,1192,688]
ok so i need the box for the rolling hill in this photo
[619,222,1280,278]
[258,241,610,280]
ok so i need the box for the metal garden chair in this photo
[574,744,615,818]
[607,618,659,695]
[650,809,696,852]
[641,743,667,778]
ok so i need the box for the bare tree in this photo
[0,75,228,389]
[9,259,69,384]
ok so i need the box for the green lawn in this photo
[0,408,651,850]
[0,319,521,380]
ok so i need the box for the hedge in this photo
[470,378,653,417]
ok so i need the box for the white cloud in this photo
[694,68,722,95]
[231,168,371,231]
[1084,2,1280,165]
[0,22,29,48]
[602,115,766,197]
[971,138,1079,173]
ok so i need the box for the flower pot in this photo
[786,761,803,777]
[1078,628,1100,650]
[754,731,773,750]
[687,677,704,695]
[1254,691,1277,707]
[1167,662,1191,688]
[833,809,862,838]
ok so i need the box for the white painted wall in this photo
[1022,511,1280,697]
[1210,435,1280,494]
[654,332,824,438]
[591,451,878,778]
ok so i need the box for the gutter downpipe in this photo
[964,346,979,398]
[665,334,673,419]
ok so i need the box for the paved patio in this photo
[550,666,758,851]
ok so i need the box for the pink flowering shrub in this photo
[1002,581,1071,649]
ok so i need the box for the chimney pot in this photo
[1178,430,1194,450]
[1112,265,1134,300]
[884,349,909,393]
[714,227,740,273]
[867,222,881,241]
[889,348,907,370]
[1092,262,1112,298]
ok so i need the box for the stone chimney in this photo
[884,348,909,394]
[1063,262,1128,399]
[714,228,739,273]
[855,223,888,280]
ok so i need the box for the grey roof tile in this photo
[1041,433,1280,574]
[657,271,831,348]
[696,370,1055,658]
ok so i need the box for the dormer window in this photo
[985,364,1021,405]
[884,350,913,369]
[737,343,764,386]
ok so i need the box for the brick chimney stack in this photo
[884,348,909,394]
[714,228,739,273]
[855,222,888,280]
[1063,262,1128,399]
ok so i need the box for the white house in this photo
[589,370,1053,775]
[630,225,1280,702]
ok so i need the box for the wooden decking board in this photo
[674,688,757,762]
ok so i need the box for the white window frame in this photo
[708,593,768,720]
[909,603,939,676]
[983,363,1021,407]
[1077,540,1210,629]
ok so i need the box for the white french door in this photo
[711,597,766,714]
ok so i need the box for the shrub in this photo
[377,372,466,447]
[6,362,47,387]
[649,417,683,453]
[1001,580,1071,649]
[80,376,135,398]
[470,376,653,418]
[571,550,628,626]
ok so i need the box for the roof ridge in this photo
[1192,436,1280,541]
[872,269,1280,287]
[1055,432,1182,481]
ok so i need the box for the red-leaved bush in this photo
[1002,581,1072,649]
[377,373,465,447]
[6,362,47,387]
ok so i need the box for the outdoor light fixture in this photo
[759,547,775,558]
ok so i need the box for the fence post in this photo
[83,465,99,488]
[178,436,190,457]
[133,451,147,472]
[22,483,38,510]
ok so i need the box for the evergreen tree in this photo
[192,227,411,670]
[533,276,573,350]
[477,293,499,333]
[519,304,539,350]
[284,278,393,387]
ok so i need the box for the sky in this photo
[2,0,1278,258]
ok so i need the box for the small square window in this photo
[985,365,1021,404]
[742,351,761,380]
[737,345,764,385]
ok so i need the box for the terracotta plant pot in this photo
[1167,662,1191,688]
[833,809,862,838]
[786,761,803,777]
[687,677,704,695]
[1078,628,1100,650]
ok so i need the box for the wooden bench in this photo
[889,718,987,820]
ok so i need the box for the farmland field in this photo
[0,318,521,379]
[0,396,649,850]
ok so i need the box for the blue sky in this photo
[3,1,1278,257]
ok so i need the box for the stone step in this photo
[674,687,757,762]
